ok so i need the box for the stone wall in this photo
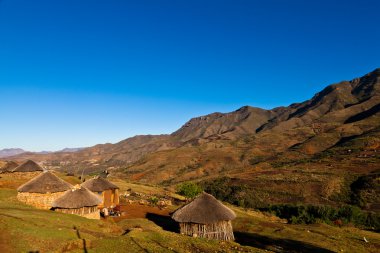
[17,191,67,209]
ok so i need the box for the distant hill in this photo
[9,68,380,210]
[58,147,85,153]
[1,147,84,159]
[13,68,379,164]
[0,148,26,158]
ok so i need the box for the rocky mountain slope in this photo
[5,68,380,209]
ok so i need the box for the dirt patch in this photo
[114,203,171,220]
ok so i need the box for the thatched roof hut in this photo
[81,176,119,208]
[0,160,18,173]
[17,171,73,209]
[52,186,102,219]
[13,160,44,173]
[172,192,236,241]
[81,176,119,191]
[18,171,72,193]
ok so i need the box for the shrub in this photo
[149,196,159,205]
[350,173,380,208]
[176,182,203,199]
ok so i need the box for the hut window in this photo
[98,192,102,195]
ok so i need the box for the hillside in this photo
[6,68,380,209]
[0,173,379,252]
[119,69,380,209]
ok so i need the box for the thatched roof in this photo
[13,160,44,172]
[52,186,102,209]
[17,171,73,193]
[172,192,236,224]
[0,161,18,173]
[81,176,119,192]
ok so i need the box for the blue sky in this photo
[1,0,379,151]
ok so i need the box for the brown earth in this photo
[115,203,171,220]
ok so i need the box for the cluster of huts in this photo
[6,160,237,241]
[12,160,119,219]
[1,159,44,174]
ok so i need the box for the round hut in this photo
[13,160,44,173]
[17,171,73,209]
[81,176,119,208]
[52,186,102,219]
[0,160,18,174]
[12,160,44,179]
[171,192,236,241]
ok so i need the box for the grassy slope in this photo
[0,173,379,252]
[109,178,185,200]
[0,188,257,253]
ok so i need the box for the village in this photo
[1,157,380,252]
[1,160,238,241]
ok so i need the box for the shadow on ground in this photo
[146,213,179,233]
[73,226,88,253]
[146,213,334,252]
[234,231,334,253]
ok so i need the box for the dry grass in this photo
[109,177,185,200]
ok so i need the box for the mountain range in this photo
[0,147,85,158]
[4,68,380,210]
[0,148,26,158]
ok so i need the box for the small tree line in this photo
[263,204,379,231]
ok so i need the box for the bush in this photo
[200,177,267,208]
[350,173,380,208]
[264,204,379,231]
[149,196,159,205]
[176,182,203,199]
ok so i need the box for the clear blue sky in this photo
[1,0,379,151]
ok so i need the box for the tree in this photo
[176,182,203,199]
